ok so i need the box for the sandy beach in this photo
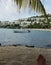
[0,46,51,65]
[24,29,51,31]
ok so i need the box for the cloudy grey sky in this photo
[0,0,51,21]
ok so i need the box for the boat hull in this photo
[14,30,30,33]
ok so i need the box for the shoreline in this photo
[24,28,51,31]
[0,28,51,31]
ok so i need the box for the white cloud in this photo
[0,0,35,21]
[0,0,51,21]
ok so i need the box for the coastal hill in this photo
[0,14,51,29]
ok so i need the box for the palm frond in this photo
[14,0,46,14]
[14,0,22,8]
[13,0,48,23]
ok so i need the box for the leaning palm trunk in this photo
[13,0,48,23]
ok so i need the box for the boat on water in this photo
[14,29,30,33]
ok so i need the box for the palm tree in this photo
[13,0,48,24]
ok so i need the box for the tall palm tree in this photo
[13,0,48,23]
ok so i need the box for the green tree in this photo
[13,0,50,28]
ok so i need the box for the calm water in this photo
[0,29,51,48]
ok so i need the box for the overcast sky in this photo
[0,0,51,21]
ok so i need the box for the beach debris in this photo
[25,45,35,48]
[12,44,22,47]
[0,43,1,46]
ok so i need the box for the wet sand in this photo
[0,46,51,65]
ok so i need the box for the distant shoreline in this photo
[15,28,51,31]
[0,28,51,31]
[29,29,51,31]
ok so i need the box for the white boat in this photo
[14,29,30,33]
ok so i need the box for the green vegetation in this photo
[13,0,48,24]
[27,22,51,29]
[0,0,48,29]
[0,21,51,29]
[0,23,51,29]
[0,15,51,29]
[0,24,21,29]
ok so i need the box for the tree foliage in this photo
[13,0,48,23]
[14,0,46,15]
